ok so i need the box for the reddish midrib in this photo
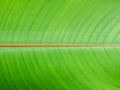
[0,44,120,47]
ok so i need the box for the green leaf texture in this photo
[0,48,120,89]
[0,0,120,89]
[0,0,120,44]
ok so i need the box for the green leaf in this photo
[0,0,120,89]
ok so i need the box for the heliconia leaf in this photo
[0,0,120,44]
[0,48,120,89]
[0,0,120,89]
